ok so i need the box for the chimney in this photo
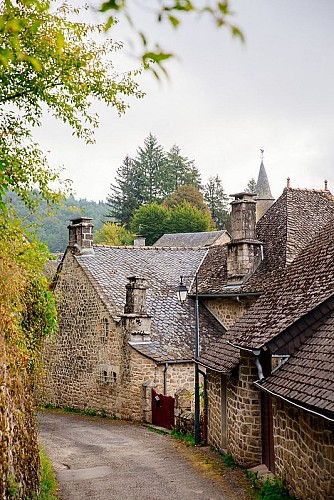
[124,276,148,314]
[230,192,257,240]
[227,193,263,286]
[68,217,94,255]
[133,236,146,247]
[122,276,151,342]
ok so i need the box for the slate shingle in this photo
[259,311,334,414]
[153,231,229,248]
[75,246,226,362]
[197,188,334,372]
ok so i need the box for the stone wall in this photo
[207,371,225,452]
[206,354,262,468]
[204,297,255,329]
[227,351,262,467]
[273,398,334,500]
[41,251,194,422]
[1,346,40,499]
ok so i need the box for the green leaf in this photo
[142,51,173,64]
[168,15,180,28]
[100,0,124,13]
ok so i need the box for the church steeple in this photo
[255,153,275,221]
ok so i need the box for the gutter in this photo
[196,359,233,375]
[226,340,264,380]
[188,292,263,299]
[254,381,334,423]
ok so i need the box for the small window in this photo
[97,365,118,387]
[100,317,109,343]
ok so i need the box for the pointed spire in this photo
[255,153,275,222]
[256,160,274,200]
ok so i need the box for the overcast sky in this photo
[34,0,334,202]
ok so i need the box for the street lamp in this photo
[176,273,200,446]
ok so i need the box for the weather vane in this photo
[260,149,264,160]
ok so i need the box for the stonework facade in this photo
[204,297,255,330]
[273,398,334,500]
[206,352,262,468]
[42,249,195,423]
[227,352,262,467]
[207,371,225,451]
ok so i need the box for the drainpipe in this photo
[252,349,264,381]
[163,363,168,396]
[226,340,265,381]
[198,368,208,444]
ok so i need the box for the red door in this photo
[152,389,175,430]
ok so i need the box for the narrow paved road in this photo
[38,410,246,500]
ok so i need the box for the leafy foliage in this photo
[131,203,169,245]
[0,1,143,138]
[167,201,213,234]
[107,134,201,227]
[203,175,231,230]
[163,184,209,213]
[99,0,244,78]
[0,112,70,212]
[0,216,57,368]
[131,200,213,245]
[8,192,108,252]
[258,477,296,500]
[94,222,135,246]
[0,0,143,210]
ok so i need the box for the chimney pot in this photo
[133,236,146,246]
[68,217,94,255]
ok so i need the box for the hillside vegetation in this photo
[9,193,108,252]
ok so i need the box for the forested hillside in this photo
[9,193,108,252]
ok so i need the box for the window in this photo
[100,317,109,343]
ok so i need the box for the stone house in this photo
[196,184,334,499]
[42,217,226,423]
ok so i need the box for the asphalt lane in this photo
[38,410,239,500]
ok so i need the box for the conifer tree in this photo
[165,145,201,194]
[203,175,231,230]
[107,156,144,227]
[133,133,167,203]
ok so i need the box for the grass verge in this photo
[32,448,58,499]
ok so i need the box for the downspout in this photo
[198,368,208,444]
[253,349,264,381]
[163,362,168,396]
[226,340,265,381]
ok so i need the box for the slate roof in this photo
[197,188,334,372]
[196,188,334,296]
[257,305,334,418]
[153,230,230,248]
[229,218,334,350]
[74,245,226,362]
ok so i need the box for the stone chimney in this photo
[227,193,263,286]
[133,236,146,247]
[122,276,151,342]
[68,217,94,255]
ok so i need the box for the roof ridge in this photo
[93,244,208,250]
[285,186,333,195]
